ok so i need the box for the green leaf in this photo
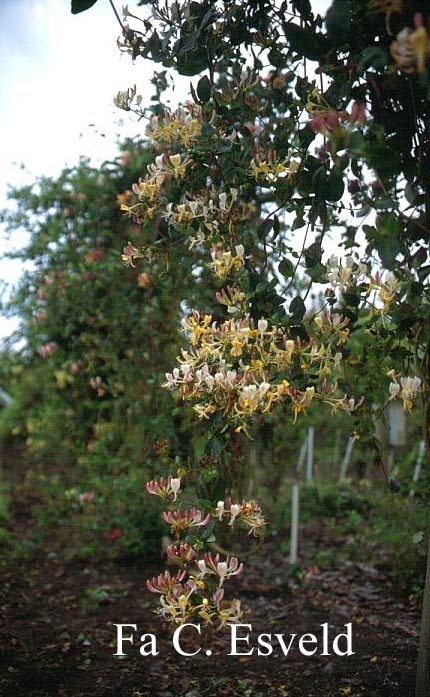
[325,0,352,40]
[357,46,387,74]
[210,437,222,458]
[291,215,305,231]
[190,81,199,104]
[194,436,207,460]
[304,242,322,268]
[326,170,345,202]
[196,75,211,103]
[413,531,424,544]
[283,22,327,61]
[307,262,328,283]
[71,0,99,14]
[258,219,274,240]
[289,295,306,320]
[376,236,400,268]
[279,258,294,278]
[272,215,281,239]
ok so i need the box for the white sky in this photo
[0,0,331,344]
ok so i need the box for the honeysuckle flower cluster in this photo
[390,13,430,74]
[145,105,203,148]
[146,475,181,502]
[324,256,403,316]
[388,372,422,411]
[209,244,245,279]
[166,542,197,564]
[162,507,212,537]
[197,552,243,586]
[326,255,368,292]
[113,84,142,111]
[249,150,300,184]
[145,471,264,627]
[371,270,401,310]
[215,285,248,315]
[216,498,266,536]
[163,310,357,431]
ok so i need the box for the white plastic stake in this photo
[409,440,425,498]
[339,436,355,482]
[296,437,307,473]
[306,426,314,483]
[290,482,300,565]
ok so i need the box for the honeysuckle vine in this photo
[104,0,430,634]
[70,0,430,686]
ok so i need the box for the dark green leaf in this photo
[304,242,322,268]
[325,0,352,40]
[279,258,294,278]
[258,219,273,240]
[291,216,305,231]
[71,0,99,14]
[289,295,306,320]
[272,215,281,239]
[376,236,400,268]
[326,170,345,201]
[196,75,211,103]
[190,81,199,104]
[283,22,327,61]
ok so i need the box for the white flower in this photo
[216,561,228,585]
[170,477,181,501]
[389,382,401,399]
[216,501,225,520]
[258,318,268,336]
[197,560,207,578]
[229,503,242,526]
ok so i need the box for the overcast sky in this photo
[0,0,330,344]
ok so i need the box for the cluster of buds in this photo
[388,373,422,411]
[162,507,211,537]
[306,88,366,132]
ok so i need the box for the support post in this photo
[339,436,355,482]
[289,482,300,565]
[306,426,314,483]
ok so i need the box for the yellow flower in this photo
[409,25,430,73]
